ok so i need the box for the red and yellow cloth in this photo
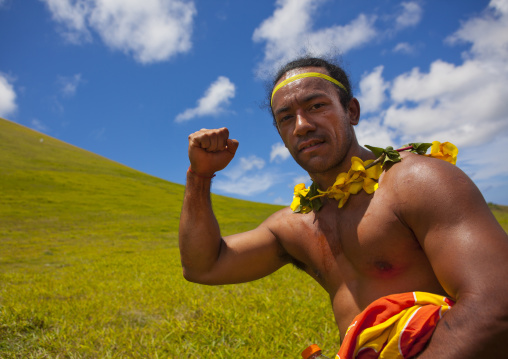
[336,292,455,359]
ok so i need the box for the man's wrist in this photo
[188,166,216,179]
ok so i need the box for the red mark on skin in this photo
[315,231,342,276]
[374,261,393,272]
[316,234,330,274]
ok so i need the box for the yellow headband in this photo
[271,72,348,106]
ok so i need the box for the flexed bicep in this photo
[187,215,291,285]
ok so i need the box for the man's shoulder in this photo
[378,150,476,210]
[267,205,314,223]
[380,151,461,185]
[263,205,315,234]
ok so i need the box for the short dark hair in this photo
[268,56,353,126]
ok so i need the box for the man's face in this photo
[271,67,357,175]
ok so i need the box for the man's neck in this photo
[309,145,376,190]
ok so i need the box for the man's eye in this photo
[311,103,324,110]
[278,115,292,124]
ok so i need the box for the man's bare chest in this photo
[280,194,423,287]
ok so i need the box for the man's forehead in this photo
[272,67,337,108]
[277,66,330,85]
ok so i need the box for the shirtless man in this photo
[179,57,508,358]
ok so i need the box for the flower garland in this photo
[291,141,458,213]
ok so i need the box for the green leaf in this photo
[408,142,432,155]
[383,150,402,165]
[308,182,320,197]
[307,183,322,211]
[295,182,324,213]
[311,197,323,212]
[365,144,402,167]
[364,145,385,158]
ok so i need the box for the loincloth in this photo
[336,291,455,359]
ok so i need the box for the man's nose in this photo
[293,111,316,136]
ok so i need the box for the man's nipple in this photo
[374,260,393,272]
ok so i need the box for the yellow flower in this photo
[363,177,379,194]
[318,157,383,208]
[294,183,309,195]
[338,192,350,208]
[349,156,367,173]
[426,141,458,165]
[291,183,311,213]
[290,140,459,213]
[365,160,383,180]
[349,157,382,179]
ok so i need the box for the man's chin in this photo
[296,158,334,174]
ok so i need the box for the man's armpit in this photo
[279,251,306,271]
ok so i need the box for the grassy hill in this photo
[0,118,339,358]
[1,118,507,358]
[488,203,508,232]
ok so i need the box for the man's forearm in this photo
[417,294,508,358]
[179,169,223,282]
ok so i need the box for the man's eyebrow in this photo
[301,92,328,103]
[273,92,329,116]
[274,105,290,117]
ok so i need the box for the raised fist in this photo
[188,127,239,177]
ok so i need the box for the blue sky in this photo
[1,0,507,206]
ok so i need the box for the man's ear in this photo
[347,98,360,125]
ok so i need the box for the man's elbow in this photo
[495,297,508,333]
[181,266,217,285]
[467,291,508,340]
[481,303,508,353]
[182,266,201,283]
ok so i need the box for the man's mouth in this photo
[298,139,324,152]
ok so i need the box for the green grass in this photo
[1,117,507,358]
[489,203,508,233]
[0,118,340,358]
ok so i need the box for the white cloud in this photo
[214,155,281,196]
[273,196,289,205]
[385,60,508,148]
[393,42,416,54]
[30,119,49,133]
[446,0,508,64]
[356,116,397,148]
[252,0,427,76]
[224,155,265,181]
[214,173,279,196]
[460,134,508,181]
[382,0,508,148]
[357,66,389,114]
[50,96,65,114]
[304,14,377,57]
[175,76,235,123]
[58,73,83,96]
[41,0,196,63]
[458,134,508,205]
[41,0,93,43]
[293,174,311,186]
[270,142,290,162]
[252,0,377,75]
[349,0,508,205]
[0,73,17,118]
[395,2,422,29]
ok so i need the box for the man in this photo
[179,57,508,358]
